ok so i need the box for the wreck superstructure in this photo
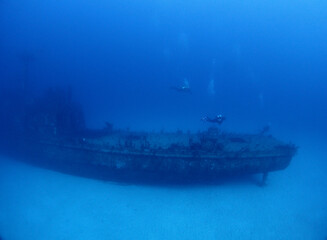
[0,88,297,183]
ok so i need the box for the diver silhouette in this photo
[202,114,226,125]
[170,78,191,93]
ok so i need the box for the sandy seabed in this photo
[0,138,326,240]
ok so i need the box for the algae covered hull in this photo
[0,88,297,183]
[17,128,296,182]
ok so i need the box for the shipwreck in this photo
[0,88,297,184]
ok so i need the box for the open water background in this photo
[0,0,327,239]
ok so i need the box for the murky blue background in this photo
[1,0,326,134]
[1,0,327,239]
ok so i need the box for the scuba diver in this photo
[170,78,191,93]
[202,114,226,125]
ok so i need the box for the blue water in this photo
[1,0,327,239]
